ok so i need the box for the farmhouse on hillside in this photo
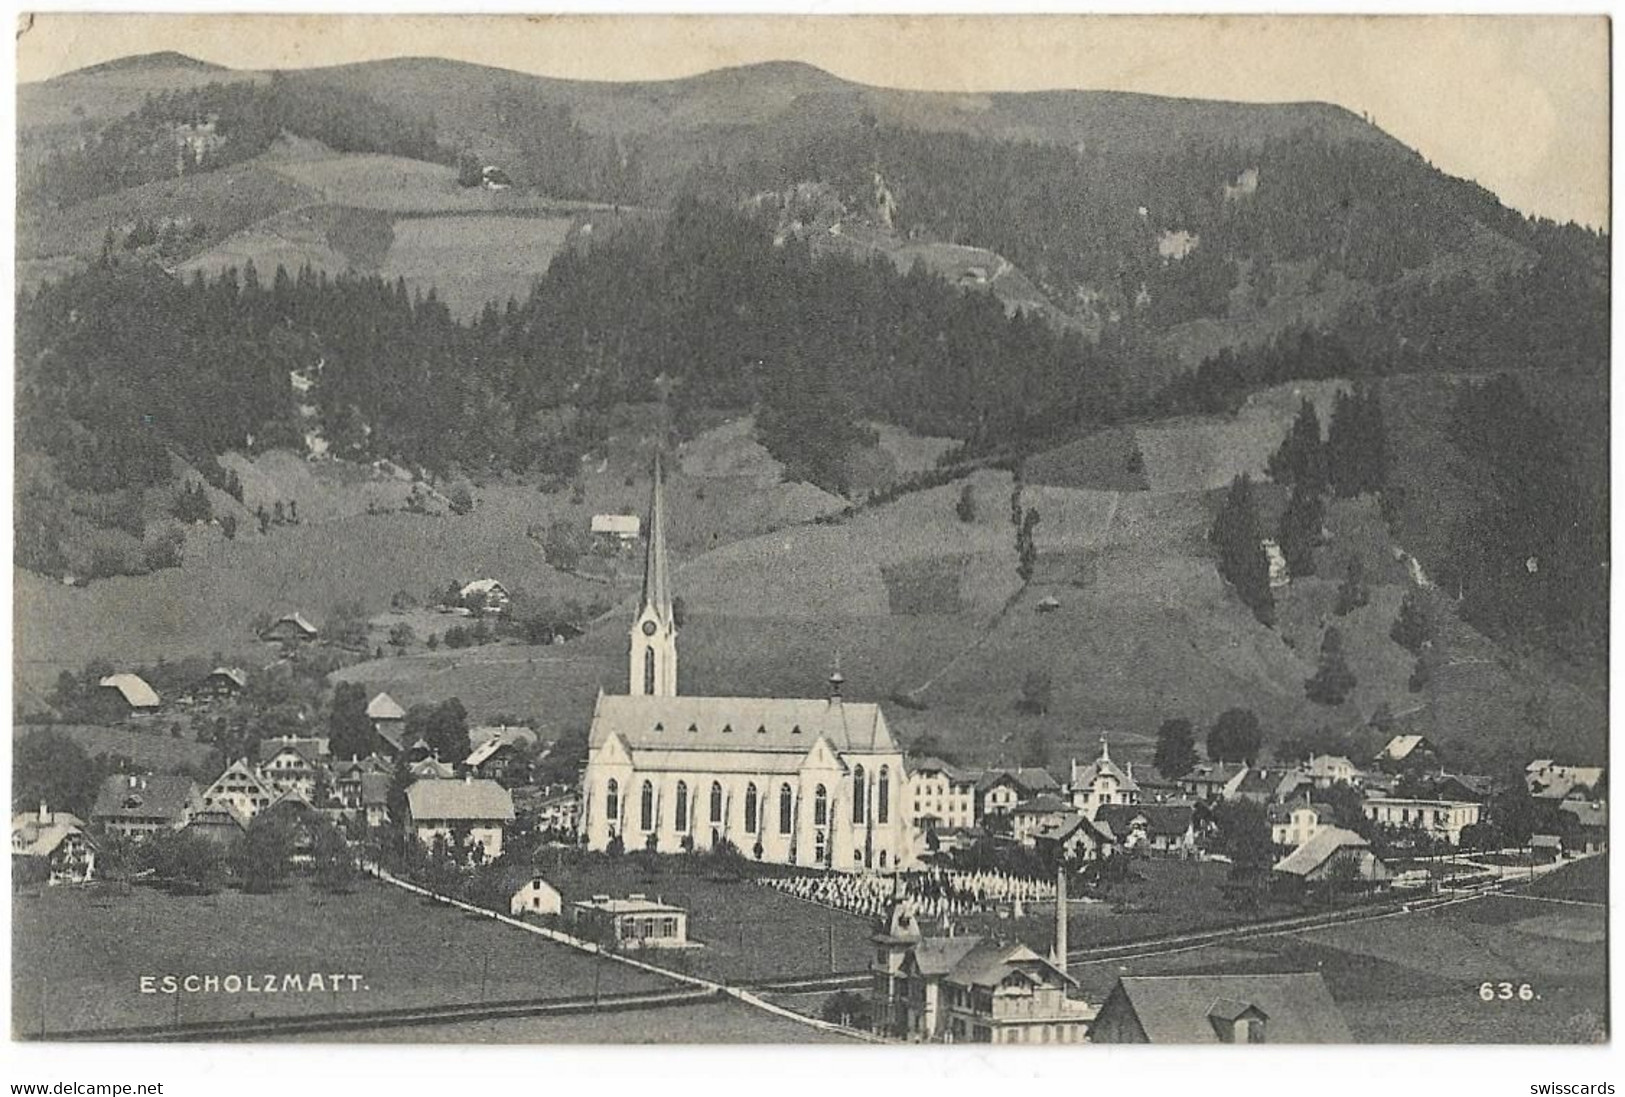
[590,513,641,551]
[261,612,319,645]
[459,578,511,615]
[406,778,516,861]
[582,456,913,872]
[97,673,160,717]
[1090,973,1352,1043]
[201,666,248,698]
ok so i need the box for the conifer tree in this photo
[1209,474,1275,625]
[1277,483,1323,578]
[1306,626,1357,705]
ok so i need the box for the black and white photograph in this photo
[7,10,1611,1062]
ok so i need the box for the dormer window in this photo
[791,725,802,735]
[653,723,664,733]
[722,724,733,734]
[757,725,767,735]
[687,723,698,734]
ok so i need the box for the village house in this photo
[977,768,1062,818]
[590,513,642,552]
[510,876,563,917]
[97,673,161,719]
[406,777,516,861]
[12,805,96,884]
[1234,767,1313,806]
[258,736,331,801]
[1305,754,1359,789]
[464,730,533,785]
[871,888,1094,1044]
[1032,812,1114,863]
[1558,800,1607,854]
[1089,973,1352,1043]
[1425,773,1495,804]
[261,612,319,646]
[1273,827,1393,892]
[1179,762,1249,802]
[571,894,690,948]
[1374,734,1439,774]
[335,758,394,829]
[1094,803,1198,856]
[1268,799,1325,850]
[1008,795,1075,847]
[367,692,408,755]
[1068,740,1140,820]
[532,789,582,835]
[201,666,248,699]
[459,578,511,616]
[1526,760,1605,802]
[183,803,248,848]
[906,758,979,832]
[198,760,276,823]
[410,756,457,781]
[1362,796,1481,845]
[91,774,198,840]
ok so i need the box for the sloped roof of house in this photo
[1181,762,1248,785]
[1104,974,1351,1043]
[1036,812,1112,846]
[911,935,985,977]
[1267,800,1321,825]
[1096,803,1195,839]
[258,737,329,766]
[409,758,457,780]
[976,767,1060,795]
[1378,734,1430,761]
[1559,799,1608,829]
[92,774,197,822]
[367,692,407,720]
[909,756,971,782]
[406,779,515,822]
[1071,743,1139,796]
[460,578,508,598]
[589,694,896,755]
[1274,826,1369,877]
[186,803,249,831]
[266,612,318,636]
[1012,794,1071,816]
[360,773,393,807]
[1235,767,1306,800]
[465,736,520,769]
[11,811,90,858]
[207,666,248,688]
[591,514,641,536]
[98,673,160,709]
[947,940,1077,990]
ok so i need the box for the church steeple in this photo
[630,454,678,697]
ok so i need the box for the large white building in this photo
[582,458,913,872]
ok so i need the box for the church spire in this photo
[641,452,673,625]
[630,454,678,697]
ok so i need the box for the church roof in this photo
[639,454,674,627]
[589,694,896,756]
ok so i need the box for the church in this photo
[582,458,914,872]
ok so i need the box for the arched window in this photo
[643,647,656,695]
[709,781,724,824]
[639,780,655,831]
[880,850,888,869]
[877,766,890,824]
[744,783,759,833]
[814,784,828,827]
[674,782,689,832]
[605,779,619,822]
[779,783,794,834]
[852,765,867,824]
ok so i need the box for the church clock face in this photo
[642,620,657,636]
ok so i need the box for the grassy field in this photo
[381,214,574,316]
[12,723,213,771]
[12,878,677,1036]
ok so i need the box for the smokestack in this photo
[1054,862,1068,977]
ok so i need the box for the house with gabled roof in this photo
[1180,762,1249,802]
[12,805,95,884]
[1375,734,1438,774]
[92,774,198,840]
[459,578,511,616]
[261,612,319,645]
[1090,973,1352,1043]
[258,736,331,801]
[198,760,276,824]
[1273,826,1392,888]
[1068,739,1140,820]
[977,767,1062,818]
[906,757,979,833]
[1033,811,1114,863]
[97,673,160,717]
[1094,803,1198,855]
[201,666,248,698]
[406,778,515,861]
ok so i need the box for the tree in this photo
[1326,385,1388,498]
[328,681,375,761]
[407,698,471,765]
[1333,556,1370,616]
[1210,800,1273,877]
[1490,778,1539,848]
[313,819,358,893]
[1390,590,1434,653]
[822,990,873,1029]
[1266,398,1327,494]
[1207,708,1263,764]
[1016,670,1052,716]
[388,622,417,651]
[328,599,371,650]
[456,153,484,188]
[145,830,225,894]
[14,730,98,816]
[1305,626,1357,706]
[234,809,296,893]
[1276,484,1323,578]
[448,481,476,515]
[1016,507,1041,582]
[1153,718,1199,780]
[1209,475,1274,626]
[543,520,589,571]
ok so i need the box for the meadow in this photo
[12,723,212,772]
[12,878,675,1036]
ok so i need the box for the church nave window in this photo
[744,783,759,833]
[778,783,793,834]
[814,784,828,826]
[639,780,655,831]
[878,766,891,824]
[709,781,723,824]
[605,779,619,822]
[674,781,689,832]
[852,765,867,824]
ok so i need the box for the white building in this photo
[1305,755,1359,789]
[1362,797,1480,845]
[1069,739,1140,820]
[510,876,563,917]
[906,758,977,832]
[582,457,913,872]
[571,894,690,949]
[1269,800,1325,850]
[406,778,516,861]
